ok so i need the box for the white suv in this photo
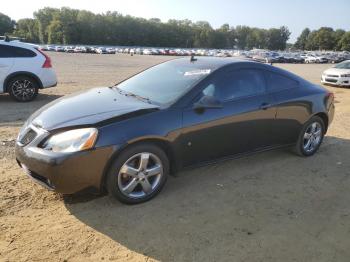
[0,39,57,102]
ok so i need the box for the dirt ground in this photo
[1,53,350,262]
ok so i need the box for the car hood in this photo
[323,68,350,75]
[28,87,159,131]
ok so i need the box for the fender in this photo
[4,71,43,92]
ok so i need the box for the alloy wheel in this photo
[11,79,36,101]
[303,122,322,153]
[117,152,163,199]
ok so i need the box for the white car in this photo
[321,60,350,87]
[0,40,57,102]
[305,55,328,64]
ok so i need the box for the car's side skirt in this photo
[180,143,296,172]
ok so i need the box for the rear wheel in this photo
[8,76,38,102]
[294,116,325,156]
[106,143,169,204]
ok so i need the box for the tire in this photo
[7,76,38,102]
[294,116,325,157]
[106,143,169,204]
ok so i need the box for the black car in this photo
[15,58,335,204]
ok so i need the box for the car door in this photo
[179,68,277,167]
[0,44,14,92]
[264,70,303,145]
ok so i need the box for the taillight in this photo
[327,91,334,100]
[36,48,52,68]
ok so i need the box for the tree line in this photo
[0,8,349,51]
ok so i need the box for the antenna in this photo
[190,54,197,62]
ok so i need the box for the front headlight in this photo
[42,128,98,153]
[340,74,350,77]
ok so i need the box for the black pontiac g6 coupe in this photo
[15,57,335,204]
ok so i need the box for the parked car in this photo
[305,55,328,63]
[106,47,116,54]
[16,57,334,204]
[0,40,57,101]
[64,46,75,53]
[74,46,87,53]
[55,46,65,52]
[321,60,350,87]
[96,47,108,54]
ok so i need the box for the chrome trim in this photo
[17,124,49,147]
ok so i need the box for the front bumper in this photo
[15,126,115,194]
[321,75,350,86]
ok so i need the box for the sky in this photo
[2,0,350,43]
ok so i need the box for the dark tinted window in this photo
[0,44,36,58]
[202,69,266,101]
[266,71,298,92]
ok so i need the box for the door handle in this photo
[260,103,271,110]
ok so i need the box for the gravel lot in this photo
[1,53,350,262]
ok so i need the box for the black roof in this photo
[168,56,259,71]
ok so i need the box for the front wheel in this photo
[8,76,38,102]
[294,116,325,156]
[106,143,169,204]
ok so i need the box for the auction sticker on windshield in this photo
[184,69,211,76]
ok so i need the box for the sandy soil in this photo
[1,53,350,262]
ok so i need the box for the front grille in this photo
[19,128,37,145]
[327,74,339,78]
[325,78,338,83]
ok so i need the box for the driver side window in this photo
[201,69,266,102]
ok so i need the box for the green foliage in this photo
[295,27,349,51]
[0,12,15,35]
[2,8,349,51]
[294,28,310,50]
[339,32,350,51]
[14,19,39,43]
[4,7,291,49]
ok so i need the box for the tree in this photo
[14,18,40,43]
[339,32,350,51]
[294,28,310,50]
[0,12,14,35]
[47,19,64,44]
[314,27,335,50]
[334,29,346,50]
[235,25,251,49]
[6,7,296,50]
[34,7,60,43]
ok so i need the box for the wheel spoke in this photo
[314,129,321,137]
[24,80,31,88]
[146,164,162,177]
[122,178,138,193]
[139,153,150,170]
[311,123,317,133]
[140,178,152,193]
[120,164,138,177]
[304,139,312,150]
[304,132,312,139]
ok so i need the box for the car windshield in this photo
[116,61,212,105]
[334,61,350,69]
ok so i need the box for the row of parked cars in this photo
[40,45,350,64]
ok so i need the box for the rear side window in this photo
[0,44,37,58]
[266,71,298,92]
[202,69,266,102]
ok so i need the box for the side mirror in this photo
[193,95,223,111]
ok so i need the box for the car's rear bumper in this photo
[39,68,58,88]
[15,143,115,194]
